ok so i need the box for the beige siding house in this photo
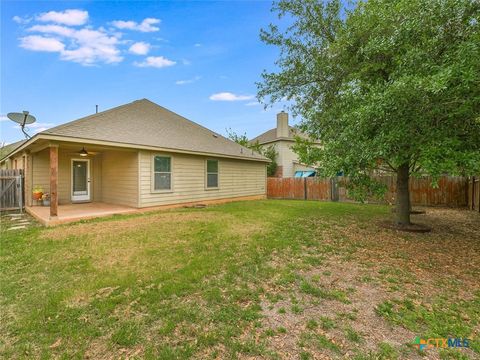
[1,99,268,225]
[250,112,318,178]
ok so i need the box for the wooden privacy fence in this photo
[365,175,467,207]
[267,175,471,208]
[267,177,332,201]
[0,169,24,211]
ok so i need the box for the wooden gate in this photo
[0,169,24,211]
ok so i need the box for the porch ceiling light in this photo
[79,147,88,157]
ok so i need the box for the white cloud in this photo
[134,56,176,68]
[13,15,32,24]
[209,92,254,101]
[28,24,74,37]
[15,11,165,66]
[182,59,191,66]
[194,43,202,47]
[36,9,88,26]
[32,124,54,133]
[111,18,160,32]
[245,101,261,106]
[30,122,55,132]
[30,122,55,129]
[61,28,123,64]
[20,35,65,52]
[24,25,123,65]
[175,76,201,85]
[0,115,9,122]
[129,41,150,55]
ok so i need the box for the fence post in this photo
[16,175,23,213]
[304,178,307,200]
[330,177,339,201]
[466,177,470,210]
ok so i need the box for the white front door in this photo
[71,159,91,202]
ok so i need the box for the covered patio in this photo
[26,202,137,226]
[19,139,140,225]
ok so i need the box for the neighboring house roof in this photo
[0,140,27,161]
[250,126,307,145]
[2,99,269,162]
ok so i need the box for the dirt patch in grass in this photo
[83,336,144,360]
[258,207,479,359]
[260,258,418,359]
[378,220,432,232]
[356,208,480,289]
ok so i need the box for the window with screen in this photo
[153,155,172,191]
[206,159,218,188]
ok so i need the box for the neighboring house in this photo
[0,99,268,224]
[250,111,318,178]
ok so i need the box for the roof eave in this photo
[5,133,270,163]
[255,137,296,146]
[256,138,321,146]
[0,135,40,162]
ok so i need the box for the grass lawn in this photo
[1,200,479,359]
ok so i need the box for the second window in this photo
[154,155,172,191]
[206,159,218,188]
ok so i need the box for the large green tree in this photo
[258,0,480,226]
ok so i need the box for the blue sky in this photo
[1,1,292,144]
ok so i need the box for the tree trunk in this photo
[396,163,411,226]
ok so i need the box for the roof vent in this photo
[212,134,218,138]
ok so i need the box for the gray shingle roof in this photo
[250,126,306,145]
[41,99,268,161]
[0,139,27,161]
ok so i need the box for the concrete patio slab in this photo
[26,202,137,226]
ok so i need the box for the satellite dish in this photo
[7,111,36,139]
